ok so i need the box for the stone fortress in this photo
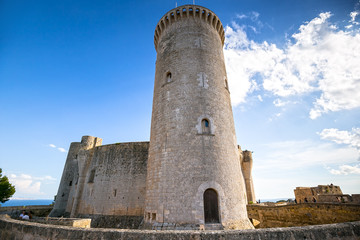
[50,5,256,230]
[294,184,360,204]
[1,4,360,239]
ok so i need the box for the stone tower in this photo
[241,150,256,204]
[144,5,253,230]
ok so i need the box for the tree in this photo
[0,168,16,203]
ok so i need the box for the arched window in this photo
[203,189,220,223]
[166,72,172,83]
[201,119,210,134]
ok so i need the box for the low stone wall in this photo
[0,205,53,219]
[31,217,91,228]
[0,215,359,240]
[77,214,143,228]
[247,203,360,228]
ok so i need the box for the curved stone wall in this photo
[1,215,359,240]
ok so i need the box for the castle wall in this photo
[69,136,103,217]
[247,203,360,228]
[70,141,149,217]
[317,194,355,203]
[352,194,360,204]
[294,184,343,203]
[51,136,149,220]
[294,187,314,203]
[315,185,343,195]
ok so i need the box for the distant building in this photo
[294,184,360,204]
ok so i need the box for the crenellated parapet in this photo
[154,5,225,51]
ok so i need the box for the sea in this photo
[0,199,53,207]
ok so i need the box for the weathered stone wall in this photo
[294,184,343,203]
[69,136,103,217]
[74,141,148,217]
[1,215,359,240]
[353,194,360,204]
[294,187,313,203]
[50,136,149,220]
[247,203,360,228]
[317,194,354,203]
[315,184,343,194]
[77,214,143,228]
[30,217,91,228]
[145,4,251,230]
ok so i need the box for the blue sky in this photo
[1,0,359,200]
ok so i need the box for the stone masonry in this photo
[50,137,149,221]
[293,184,351,203]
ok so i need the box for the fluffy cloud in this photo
[224,11,360,119]
[8,173,57,197]
[318,128,360,154]
[329,164,360,175]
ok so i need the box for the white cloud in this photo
[256,140,358,170]
[57,147,67,152]
[8,173,57,197]
[9,174,42,195]
[329,164,360,175]
[257,95,263,102]
[273,99,289,107]
[318,128,360,154]
[48,144,67,153]
[350,11,360,25]
[236,14,247,20]
[224,11,360,119]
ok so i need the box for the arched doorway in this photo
[203,189,220,223]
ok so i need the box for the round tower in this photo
[144,5,253,230]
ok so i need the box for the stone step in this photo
[204,223,224,230]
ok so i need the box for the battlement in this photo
[154,5,225,51]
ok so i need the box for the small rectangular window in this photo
[88,169,96,183]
